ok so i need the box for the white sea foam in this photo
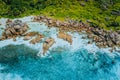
[0,17,120,58]
[0,18,8,26]
[0,16,120,80]
[0,64,22,80]
[0,73,23,80]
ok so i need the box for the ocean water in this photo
[0,18,120,80]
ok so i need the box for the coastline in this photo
[0,16,120,80]
[1,0,120,79]
[0,15,120,54]
[33,15,120,48]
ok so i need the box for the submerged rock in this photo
[0,44,38,63]
[6,19,12,25]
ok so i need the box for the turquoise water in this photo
[0,45,120,80]
[0,20,120,80]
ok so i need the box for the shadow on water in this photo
[0,45,120,80]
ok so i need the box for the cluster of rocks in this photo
[23,32,39,40]
[34,16,120,48]
[22,31,44,44]
[34,16,88,32]
[0,19,28,40]
[0,19,44,45]
[90,28,120,48]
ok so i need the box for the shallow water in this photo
[0,18,120,80]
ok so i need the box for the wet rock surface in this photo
[42,38,55,55]
[23,36,32,40]
[0,16,120,56]
[30,34,44,44]
[0,19,28,40]
[57,32,72,45]
[34,16,120,48]
[91,28,120,48]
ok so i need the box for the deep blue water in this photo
[0,44,120,80]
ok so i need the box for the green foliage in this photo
[0,0,120,30]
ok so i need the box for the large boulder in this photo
[56,21,61,27]
[57,32,72,45]
[42,38,55,55]
[5,29,12,37]
[30,34,44,44]
[10,28,16,35]
[14,25,21,30]
[109,32,120,45]
[24,36,31,40]
[6,19,12,25]
[48,19,53,24]
[23,32,39,36]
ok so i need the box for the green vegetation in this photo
[0,0,120,30]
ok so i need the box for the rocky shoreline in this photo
[0,18,73,55]
[0,19,28,41]
[33,16,120,49]
[0,15,120,54]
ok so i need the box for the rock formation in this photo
[42,38,55,55]
[23,32,39,36]
[30,34,44,44]
[91,28,120,47]
[23,36,32,40]
[34,16,120,48]
[0,19,28,40]
[57,32,72,45]
[23,32,40,41]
